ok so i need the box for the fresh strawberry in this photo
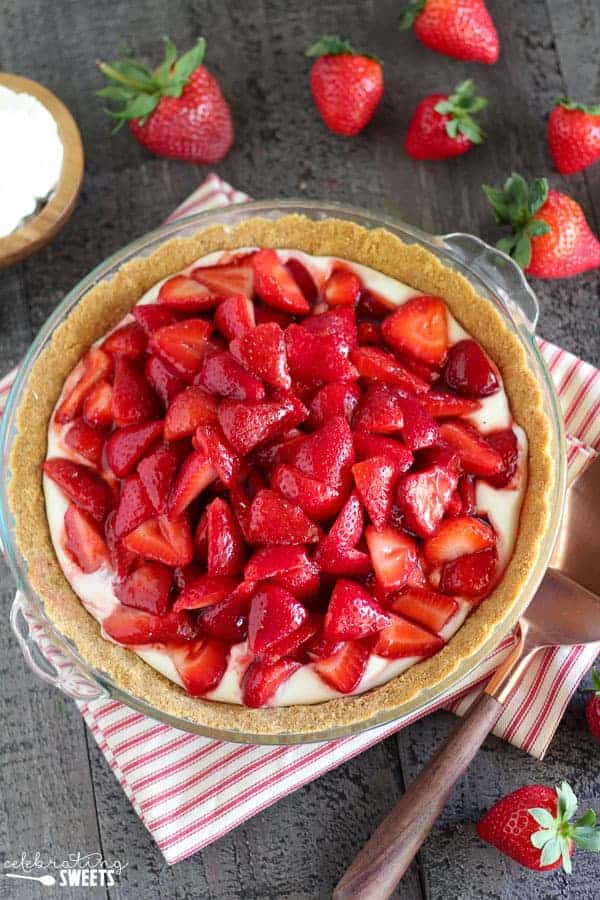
[244,546,320,601]
[167,450,216,519]
[248,490,321,545]
[170,638,229,696]
[271,465,343,521]
[285,417,355,489]
[43,458,113,524]
[350,346,430,394]
[485,429,519,487]
[353,383,405,435]
[406,79,487,161]
[214,294,256,342]
[241,658,301,707]
[64,420,105,466]
[382,296,448,367]
[218,396,306,456]
[477,781,600,873]
[194,423,241,486]
[285,323,358,384]
[323,269,361,306]
[55,348,112,424]
[285,257,319,304]
[149,318,213,380]
[324,579,390,641]
[306,36,383,136]
[366,525,418,592]
[353,432,414,475]
[114,561,173,615]
[192,261,254,299]
[122,515,194,567]
[302,307,358,352]
[103,606,197,645]
[398,394,441,451]
[483,173,600,278]
[313,640,370,692]
[400,0,499,65]
[112,357,160,427]
[132,304,178,335]
[396,457,459,537]
[389,586,458,633]
[83,379,113,431]
[252,249,311,315]
[106,420,163,478]
[144,355,185,408]
[173,573,237,611]
[199,590,250,642]
[157,274,218,312]
[63,504,110,573]
[113,473,155,538]
[98,37,233,164]
[444,339,499,397]
[230,322,291,390]
[439,545,497,596]
[308,382,361,429]
[105,509,137,577]
[164,385,217,441]
[584,670,600,742]
[248,584,308,653]
[373,613,444,658]
[424,515,495,565]
[548,99,600,175]
[206,497,247,576]
[418,389,481,417]
[439,419,503,477]
[352,456,397,530]
[195,350,265,401]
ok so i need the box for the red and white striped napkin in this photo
[2,174,598,864]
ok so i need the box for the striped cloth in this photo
[1,174,598,864]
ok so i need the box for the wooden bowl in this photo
[0,73,84,268]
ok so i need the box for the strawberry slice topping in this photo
[242,658,301,707]
[149,318,213,381]
[388,587,458,633]
[231,321,291,390]
[214,294,256,341]
[396,458,460,538]
[285,323,358,384]
[199,590,251,642]
[419,390,481,418]
[102,322,147,358]
[352,456,397,531]
[439,419,504,477]
[144,355,185,408]
[173,573,238,611]
[170,638,230,696]
[444,339,500,397]
[248,490,321,545]
[106,420,163,478]
[206,497,247,576]
[64,420,105,467]
[285,416,355,489]
[112,357,160,427]
[424,515,496,566]
[122,515,194,567]
[271,464,343,521]
[314,640,370,693]
[44,458,113,524]
[244,546,320,600]
[353,432,413,474]
[113,473,155,538]
[350,345,430,394]
[137,443,181,513]
[157,274,218,311]
[252,249,311,315]
[373,613,445,659]
[114,561,173,615]
[308,382,361,429]
[167,449,217,519]
[191,262,254,299]
[196,350,266,401]
[485,429,520,487]
[248,584,308,653]
[164,385,217,440]
[83,379,113,431]
[194,423,241,486]
[365,525,418,593]
[382,296,449,367]
[353,382,406,434]
[64,504,110,573]
[103,606,197,645]
[218,396,307,456]
[323,268,361,307]
[55,348,112,424]
[132,304,178,334]
[324,579,391,640]
[439,546,498,597]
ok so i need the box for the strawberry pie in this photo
[9,215,553,737]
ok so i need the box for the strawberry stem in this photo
[96,61,150,94]
[482,173,550,269]
[435,80,487,145]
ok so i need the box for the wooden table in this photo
[1,2,598,897]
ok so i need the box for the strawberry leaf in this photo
[399,0,426,29]
[559,97,600,116]
[529,808,556,828]
[528,781,600,873]
[436,80,487,145]
[512,232,532,269]
[483,173,551,270]
[528,178,549,215]
[173,37,206,81]
[306,35,356,57]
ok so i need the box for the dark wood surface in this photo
[0,2,599,897]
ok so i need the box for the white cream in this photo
[0,85,64,238]
[44,248,528,707]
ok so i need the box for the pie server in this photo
[335,454,600,900]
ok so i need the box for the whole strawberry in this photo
[98,37,233,164]
[548,99,600,175]
[483,173,600,278]
[584,669,600,742]
[400,0,499,64]
[306,36,383,137]
[405,79,487,160]
[477,781,600,873]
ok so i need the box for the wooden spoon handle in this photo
[333,692,504,900]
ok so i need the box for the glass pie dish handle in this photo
[440,232,539,334]
[10,590,108,701]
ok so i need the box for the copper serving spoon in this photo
[335,456,600,900]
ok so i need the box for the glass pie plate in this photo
[0,200,567,744]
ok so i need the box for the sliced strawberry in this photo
[113,473,155,538]
[196,350,266,401]
[199,590,250,642]
[285,257,319,304]
[167,450,217,518]
[271,465,343,521]
[350,346,430,394]
[112,357,160,427]
[173,563,203,593]
[105,509,137,577]
[137,443,181,512]
[149,318,213,381]
[157,274,218,311]
[43,458,113,523]
[353,432,414,475]
[101,322,147,358]
[241,658,301,707]
[193,510,208,563]
[171,638,229,696]
[323,268,361,307]
[285,323,358,385]
[254,303,296,329]
[248,583,308,653]
[244,546,320,601]
[352,383,405,434]
[194,423,241,487]
[357,320,382,344]
[352,456,397,531]
[395,460,459,538]
[484,429,520,488]
[457,474,476,513]
[144,355,186,408]
[218,396,307,456]
[123,515,194,566]
[103,606,197,645]
[302,307,358,351]
[305,630,345,661]
[106,420,163,478]
[445,490,463,518]
[248,489,321,545]
[114,561,173,615]
[285,417,355,490]
[373,613,444,659]
[316,544,372,577]
[439,419,504,477]
[207,497,247,576]
[424,515,496,566]
[439,546,498,597]
[388,587,458,633]
[324,579,391,641]
[63,504,110,573]
[313,640,370,693]
[55,348,112,424]
[173,573,238,611]
[64,420,105,466]
[252,249,311,315]
[320,489,364,549]
[83,379,113,431]
[444,339,500,398]
[164,385,217,440]
[357,289,394,319]
[365,525,418,593]
[260,616,321,663]
[419,389,481,418]
[214,294,256,341]
[191,262,254,299]
[382,296,448,367]
[132,304,178,334]
[397,394,441,451]
[307,382,361,429]
[230,322,291,390]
